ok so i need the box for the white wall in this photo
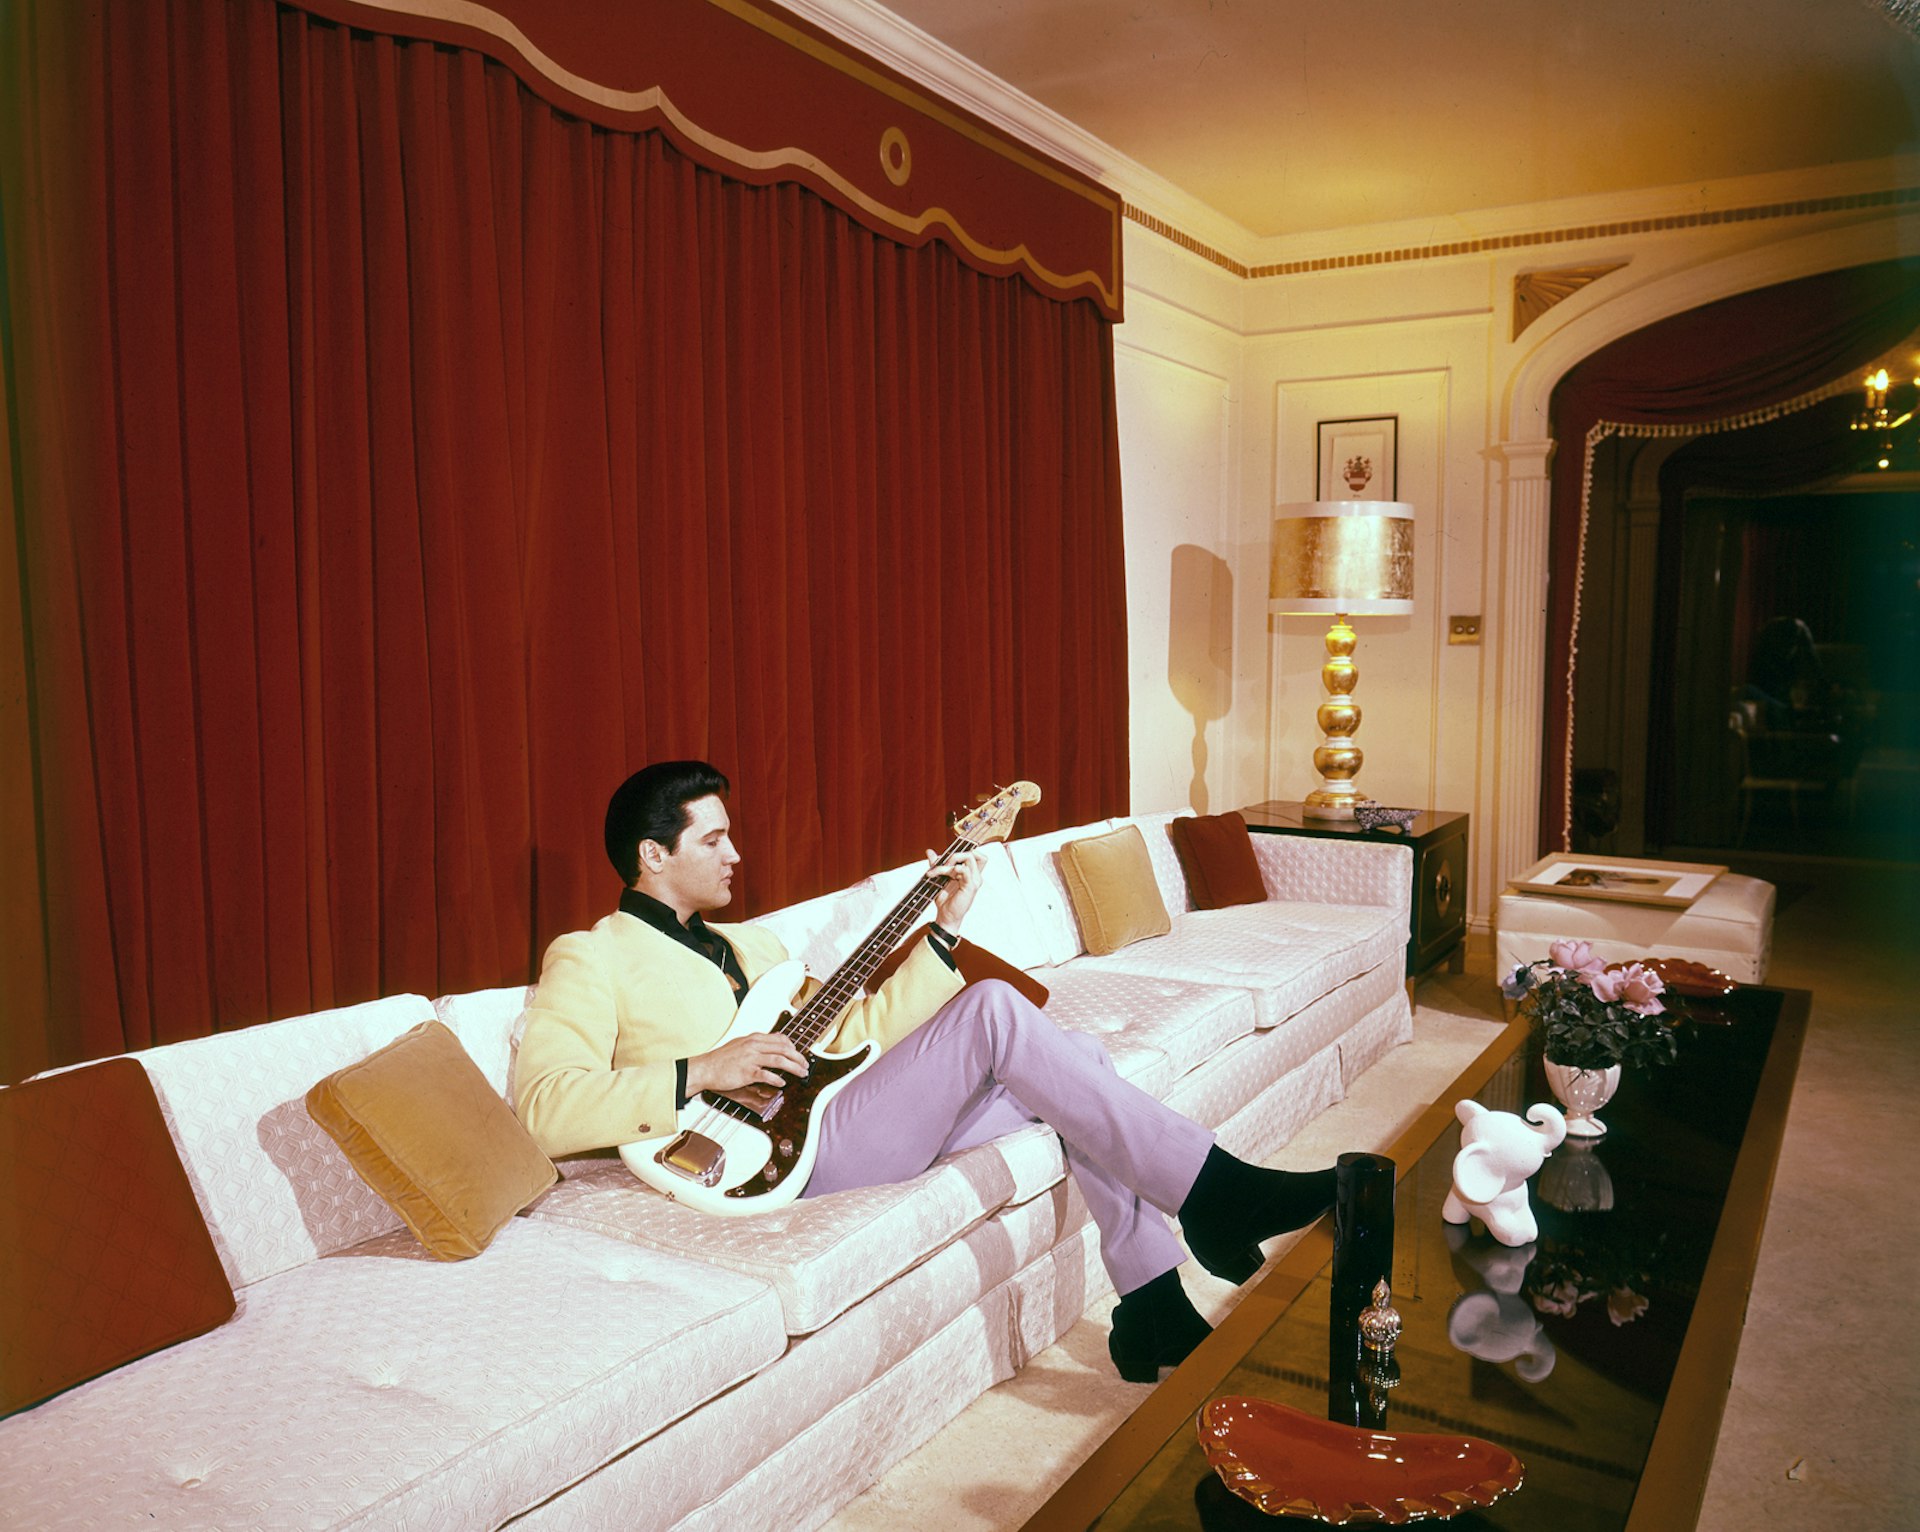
[1115,164,1920,944]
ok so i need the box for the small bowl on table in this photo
[1352,802,1418,833]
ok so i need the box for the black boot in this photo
[1108,1268,1212,1383]
[1178,1146,1336,1285]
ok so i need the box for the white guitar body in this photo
[618,959,879,1215]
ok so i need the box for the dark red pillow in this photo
[1,1058,236,1416]
[1170,812,1269,909]
[866,924,1051,1009]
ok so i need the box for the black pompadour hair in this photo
[603,760,730,884]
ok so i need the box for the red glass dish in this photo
[1640,957,1738,998]
[1196,1396,1525,1524]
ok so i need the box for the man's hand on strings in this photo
[928,847,985,931]
[686,1032,808,1099]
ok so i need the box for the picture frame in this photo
[1316,416,1398,501]
[1506,853,1726,910]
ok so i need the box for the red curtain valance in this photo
[297,0,1123,318]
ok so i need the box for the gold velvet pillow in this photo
[1059,825,1173,955]
[305,1021,557,1261]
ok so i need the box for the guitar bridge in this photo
[656,1131,725,1187]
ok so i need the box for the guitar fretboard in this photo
[783,834,976,1050]
[697,834,977,1125]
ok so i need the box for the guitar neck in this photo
[780,835,975,1052]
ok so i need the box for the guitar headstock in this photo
[953,781,1042,847]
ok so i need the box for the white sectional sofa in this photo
[1,810,1413,1531]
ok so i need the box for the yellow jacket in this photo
[514,911,963,1159]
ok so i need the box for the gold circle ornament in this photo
[879,127,912,187]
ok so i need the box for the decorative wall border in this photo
[1126,185,1920,283]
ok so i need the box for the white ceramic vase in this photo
[1543,1060,1621,1139]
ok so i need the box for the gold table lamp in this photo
[1269,500,1415,821]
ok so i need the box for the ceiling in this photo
[875,0,1920,239]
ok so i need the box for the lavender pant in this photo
[803,979,1214,1295]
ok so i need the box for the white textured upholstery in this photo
[434,983,534,1100]
[135,993,438,1290]
[1003,820,1117,966]
[1118,808,1199,919]
[1075,902,1405,1029]
[1494,873,1774,982]
[1162,960,1405,1129]
[940,842,1053,971]
[1039,965,1258,1094]
[524,1147,1019,1335]
[510,1199,1100,1532]
[1251,833,1412,916]
[0,1218,784,1532]
[1205,1045,1347,1167]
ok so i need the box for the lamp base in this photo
[1303,786,1360,821]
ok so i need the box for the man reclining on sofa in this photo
[516,760,1346,1381]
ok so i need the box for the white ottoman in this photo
[1495,874,1774,984]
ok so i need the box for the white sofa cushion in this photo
[1039,965,1259,1096]
[1076,902,1405,1029]
[1004,820,1117,966]
[0,1218,785,1532]
[523,1146,1021,1335]
[936,842,1052,972]
[433,983,534,1100]
[1159,959,1405,1130]
[132,994,438,1290]
[507,1184,1093,1532]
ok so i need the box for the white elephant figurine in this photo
[1440,1099,1567,1246]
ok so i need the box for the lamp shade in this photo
[1269,501,1415,616]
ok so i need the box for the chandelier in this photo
[1850,366,1916,470]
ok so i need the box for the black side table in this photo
[1241,800,1469,978]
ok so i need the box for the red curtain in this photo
[0,1,1129,1081]
[1542,260,1920,852]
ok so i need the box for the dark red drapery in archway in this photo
[1542,259,1920,852]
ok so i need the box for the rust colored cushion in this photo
[1059,824,1174,954]
[305,1021,557,1261]
[867,925,1051,1010]
[1170,812,1269,909]
[1,1057,236,1416]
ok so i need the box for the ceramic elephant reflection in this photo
[1441,1098,1568,1246]
[1444,1224,1556,1381]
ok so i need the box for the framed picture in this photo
[1507,853,1726,910]
[1317,416,1398,501]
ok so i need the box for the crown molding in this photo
[776,1,1920,285]
[780,0,1265,265]
[1240,154,1920,271]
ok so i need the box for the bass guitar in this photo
[618,780,1041,1214]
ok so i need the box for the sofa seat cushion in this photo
[0,1218,785,1531]
[507,1181,1093,1531]
[524,1149,1021,1335]
[1075,902,1404,1029]
[1038,965,1261,1097]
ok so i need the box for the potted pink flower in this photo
[1501,940,1677,1138]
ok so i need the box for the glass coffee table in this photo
[1025,984,1810,1531]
